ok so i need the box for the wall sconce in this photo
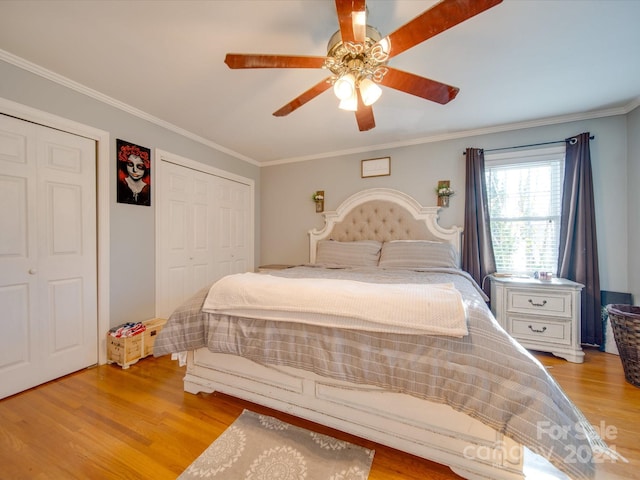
[312,190,324,213]
[436,180,454,208]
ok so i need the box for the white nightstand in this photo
[490,275,584,363]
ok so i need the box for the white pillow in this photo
[378,240,458,268]
[315,240,382,266]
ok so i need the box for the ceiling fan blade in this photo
[355,89,375,131]
[379,67,459,105]
[273,78,333,117]
[225,54,326,69]
[335,0,367,44]
[379,0,503,59]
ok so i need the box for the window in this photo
[485,147,565,275]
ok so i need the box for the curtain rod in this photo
[463,135,595,154]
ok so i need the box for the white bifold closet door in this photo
[157,160,252,319]
[0,114,97,399]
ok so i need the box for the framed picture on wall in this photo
[116,139,151,206]
[361,156,390,178]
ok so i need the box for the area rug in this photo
[179,409,375,479]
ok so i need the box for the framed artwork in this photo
[361,156,390,178]
[116,139,151,206]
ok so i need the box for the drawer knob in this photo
[528,299,547,307]
[528,325,547,333]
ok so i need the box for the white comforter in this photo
[202,272,468,336]
[156,266,616,479]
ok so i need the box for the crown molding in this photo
[623,96,640,113]
[263,99,640,166]
[3,49,637,169]
[0,49,259,167]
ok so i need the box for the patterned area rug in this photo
[179,409,375,479]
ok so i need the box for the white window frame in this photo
[485,146,565,275]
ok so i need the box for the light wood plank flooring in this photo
[0,348,638,479]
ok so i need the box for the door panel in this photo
[0,115,97,399]
[215,178,251,277]
[49,278,84,352]
[38,126,97,377]
[167,265,187,315]
[164,168,190,313]
[0,284,31,370]
[0,175,28,257]
[48,183,83,254]
[157,159,253,318]
[0,127,27,164]
[190,175,214,292]
[0,116,39,397]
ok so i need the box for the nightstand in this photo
[490,275,584,363]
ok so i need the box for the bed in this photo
[154,188,610,480]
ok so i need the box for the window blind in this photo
[485,147,565,275]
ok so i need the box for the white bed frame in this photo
[184,188,526,480]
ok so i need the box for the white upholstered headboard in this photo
[308,188,463,265]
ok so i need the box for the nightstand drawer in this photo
[507,290,572,318]
[509,316,570,345]
[490,276,584,362]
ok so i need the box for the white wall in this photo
[627,106,640,303]
[0,60,261,327]
[261,114,632,295]
[2,56,637,324]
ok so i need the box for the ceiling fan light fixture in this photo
[226,0,503,130]
[333,73,356,100]
[339,91,358,111]
[359,77,382,106]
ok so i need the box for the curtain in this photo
[557,132,602,346]
[462,148,496,298]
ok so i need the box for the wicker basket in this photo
[606,304,640,388]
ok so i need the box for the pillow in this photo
[378,240,458,269]
[315,240,382,267]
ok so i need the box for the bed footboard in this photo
[185,348,525,480]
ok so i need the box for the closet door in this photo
[214,176,251,278]
[158,161,217,318]
[156,159,253,319]
[0,115,97,399]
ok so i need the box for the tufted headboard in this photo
[308,188,463,265]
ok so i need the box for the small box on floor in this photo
[107,318,167,369]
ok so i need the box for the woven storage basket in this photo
[606,304,640,388]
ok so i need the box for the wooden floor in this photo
[0,348,638,480]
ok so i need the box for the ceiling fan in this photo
[224,0,503,131]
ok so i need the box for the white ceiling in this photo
[1,0,639,165]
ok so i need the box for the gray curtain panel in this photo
[557,132,602,346]
[462,147,496,298]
